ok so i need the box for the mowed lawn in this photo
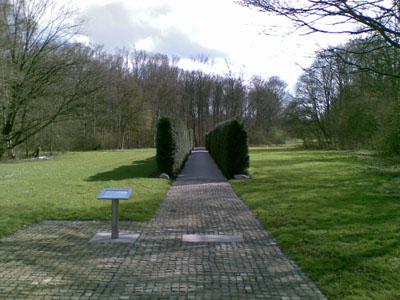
[0,149,170,239]
[231,147,400,300]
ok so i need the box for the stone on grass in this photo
[160,173,170,179]
[234,174,250,180]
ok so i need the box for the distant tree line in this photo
[0,0,288,160]
[287,37,400,155]
[25,48,289,155]
[241,0,400,156]
[1,0,400,160]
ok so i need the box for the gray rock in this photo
[160,173,170,179]
[234,174,250,180]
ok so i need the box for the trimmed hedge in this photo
[205,118,249,179]
[156,117,193,176]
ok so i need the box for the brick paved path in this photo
[0,149,327,300]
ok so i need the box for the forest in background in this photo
[1,0,400,160]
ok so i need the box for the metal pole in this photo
[111,199,119,239]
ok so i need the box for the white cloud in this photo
[83,3,157,49]
[81,1,227,59]
[71,0,351,90]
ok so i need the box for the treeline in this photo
[288,36,400,156]
[241,0,400,157]
[28,49,288,154]
[2,0,399,160]
[0,0,288,159]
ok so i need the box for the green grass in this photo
[0,149,170,239]
[231,146,400,300]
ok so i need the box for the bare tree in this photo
[240,1,400,76]
[247,76,287,143]
[0,0,91,159]
[286,40,388,149]
[294,62,336,147]
[240,0,400,46]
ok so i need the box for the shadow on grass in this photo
[85,157,157,181]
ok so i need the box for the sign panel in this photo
[98,189,132,200]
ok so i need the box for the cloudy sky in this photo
[70,0,349,91]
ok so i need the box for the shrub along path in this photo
[0,148,326,299]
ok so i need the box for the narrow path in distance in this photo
[174,148,226,185]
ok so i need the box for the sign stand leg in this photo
[111,199,119,239]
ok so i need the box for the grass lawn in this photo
[231,146,400,300]
[0,149,170,239]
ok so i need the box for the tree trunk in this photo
[0,147,5,160]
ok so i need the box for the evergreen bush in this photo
[156,117,193,176]
[205,118,249,178]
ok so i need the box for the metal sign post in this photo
[97,189,132,239]
[111,199,119,239]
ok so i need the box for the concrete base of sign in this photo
[182,234,244,243]
[89,232,140,244]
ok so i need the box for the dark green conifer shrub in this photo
[206,118,249,178]
[156,117,193,176]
